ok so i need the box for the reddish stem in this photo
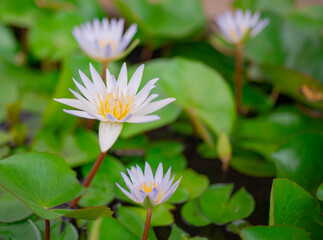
[70,151,107,208]
[142,208,153,240]
[45,219,50,240]
[235,44,244,114]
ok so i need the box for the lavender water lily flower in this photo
[117,162,181,207]
[54,64,175,152]
[72,18,138,62]
[215,9,269,44]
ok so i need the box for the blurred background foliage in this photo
[0,0,322,239]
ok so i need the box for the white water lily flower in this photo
[54,63,175,152]
[116,162,181,207]
[215,9,269,44]
[72,18,137,62]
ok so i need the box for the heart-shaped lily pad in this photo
[199,184,255,224]
[0,151,112,220]
[269,179,323,240]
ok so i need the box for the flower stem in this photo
[188,108,213,148]
[45,219,50,240]
[142,208,153,240]
[70,151,107,208]
[270,86,280,104]
[235,43,244,114]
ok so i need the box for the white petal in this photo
[54,98,85,111]
[89,63,106,94]
[134,98,176,116]
[134,78,159,106]
[63,109,95,119]
[154,163,163,184]
[126,115,160,123]
[116,183,140,203]
[144,162,154,184]
[117,63,128,92]
[119,24,137,51]
[159,177,182,204]
[128,64,144,94]
[149,187,160,202]
[98,121,123,152]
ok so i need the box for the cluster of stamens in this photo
[96,88,135,120]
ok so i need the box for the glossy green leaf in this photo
[234,106,323,161]
[261,65,323,110]
[0,0,40,27]
[233,0,295,14]
[160,57,235,136]
[0,151,83,219]
[240,226,310,240]
[180,169,209,199]
[115,0,206,44]
[230,151,276,177]
[181,199,211,227]
[117,205,157,240]
[199,184,255,224]
[272,132,323,195]
[89,216,140,240]
[0,219,41,240]
[0,187,32,223]
[121,61,181,138]
[0,152,111,221]
[123,204,175,227]
[269,179,323,240]
[29,11,81,61]
[168,224,189,240]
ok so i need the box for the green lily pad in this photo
[168,186,189,204]
[230,151,276,177]
[269,179,323,240]
[199,184,255,224]
[123,204,175,227]
[181,199,211,227]
[121,61,182,138]
[0,186,32,223]
[240,226,311,240]
[89,216,140,240]
[227,219,251,234]
[0,219,41,240]
[117,205,157,240]
[115,0,206,44]
[28,11,81,61]
[180,169,209,199]
[168,224,189,240]
[261,65,323,110]
[0,22,18,62]
[0,151,111,220]
[160,57,235,136]
[272,132,323,195]
[234,0,295,15]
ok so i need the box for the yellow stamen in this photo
[95,88,135,121]
[139,181,162,203]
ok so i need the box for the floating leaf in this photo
[159,57,235,136]
[269,179,323,240]
[0,187,32,223]
[115,0,206,45]
[199,184,255,224]
[180,169,209,199]
[317,184,323,202]
[272,132,323,195]
[0,219,41,240]
[0,151,111,220]
[181,199,211,227]
[240,226,311,240]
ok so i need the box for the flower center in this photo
[98,39,117,51]
[96,88,135,121]
[140,181,162,202]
